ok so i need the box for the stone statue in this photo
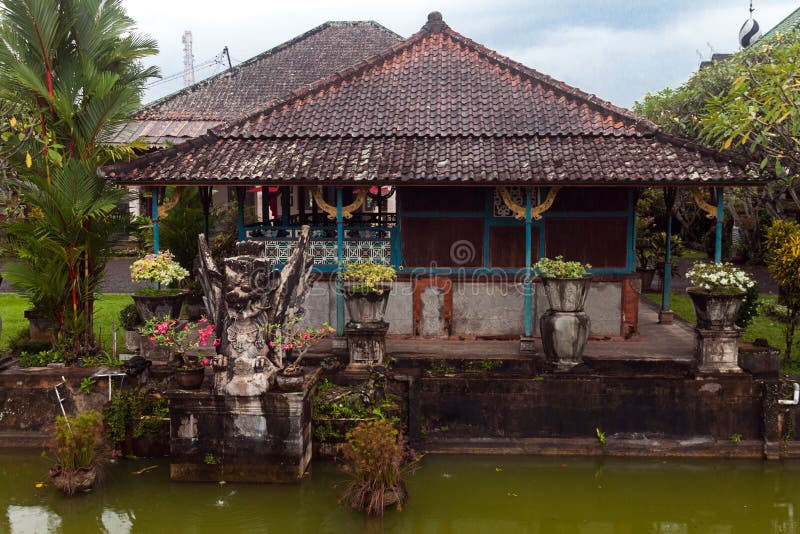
[196,226,315,396]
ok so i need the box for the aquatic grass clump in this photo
[338,419,417,516]
[49,411,104,495]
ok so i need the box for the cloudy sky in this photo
[124,0,798,108]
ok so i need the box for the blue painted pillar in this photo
[714,188,724,264]
[151,186,160,254]
[336,188,345,336]
[523,188,533,337]
[661,215,672,312]
[235,186,246,241]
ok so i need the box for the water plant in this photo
[338,419,417,516]
[534,256,592,278]
[49,411,104,495]
[595,427,606,447]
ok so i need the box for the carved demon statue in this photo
[197,226,314,396]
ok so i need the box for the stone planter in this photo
[184,293,206,321]
[687,288,745,330]
[540,310,590,370]
[131,290,187,322]
[636,268,656,292]
[24,308,53,342]
[174,367,205,389]
[125,330,140,352]
[276,369,305,392]
[343,283,391,326]
[688,288,745,374]
[738,342,780,376]
[541,276,591,312]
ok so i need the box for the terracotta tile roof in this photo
[110,21,402,144]
[102,12,758,186]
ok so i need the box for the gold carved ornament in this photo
[156,187,181,219]
[690,188,718,219]
[311,186,367,220]
[497,186,561,221]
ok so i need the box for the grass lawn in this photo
[0,293,133,353]
[644,291,796,372]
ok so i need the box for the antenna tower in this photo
[182,30,195,86]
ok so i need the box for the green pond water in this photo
[1,452,799,533]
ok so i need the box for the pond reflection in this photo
[1,453,798,533]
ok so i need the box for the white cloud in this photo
[123,0,799,107]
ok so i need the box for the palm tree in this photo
[0,0,158,353]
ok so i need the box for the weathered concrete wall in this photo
[0,367,111,445]
[413,375,764,442]
[302,280,413,335]
[303,277,624,338]
[168,368,319,483]
[452,281,524,337]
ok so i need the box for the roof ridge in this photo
[213,11,659,139]
[135,20,402,118]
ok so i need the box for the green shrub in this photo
[118,303,140,331]
[340,260,397,293]
[736,282,760,329]
[17,349,65,367]
[534,256,591,278]
[7,328,51,356]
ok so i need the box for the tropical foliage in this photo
[0,0,158,353]
[764,220,800,361]
[130,251,189,286]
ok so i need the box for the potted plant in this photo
[129,250,189,321]
[686,262,755,330]
[119,303,141,352]
[140,316,218,389]
[48,410,103,496]
[535,256,592,312]
[265,318,334,391]
[339,260,397,326]
[535,256,592,369]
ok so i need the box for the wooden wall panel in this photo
[401,217,484,267]
[545,217,628,268]
[489,226,539,268]
[549,187,628,212]
[399,187,486,212]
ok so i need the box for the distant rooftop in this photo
[111,21,402,145]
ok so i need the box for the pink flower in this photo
[149,336,155,342]
[268,341,275,348]
[184,324,189,331]
[164,337,170,343]
[301,332,311,340]
[213,339,221,347]
[201,358,210,366]
[198,317,208,324]
[327,327,335,333]
[297,341,304,347]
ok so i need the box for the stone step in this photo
[0,430,50,449]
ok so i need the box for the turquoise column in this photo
[235,187,246,241]
[336,188,345,336]
[714,188,724,264]
[661,214,673,312]
[523,188,533,337]
[660,188,676,320]
[151,186,160,254]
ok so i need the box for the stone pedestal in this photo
[658,310,674,324]
[167,367,319,483]
[540,310,589,371]
[519,336,537,355]
[330,336,348,355]
[139,335,171,363]
[344,322,388,366]
[695,327,742,374]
